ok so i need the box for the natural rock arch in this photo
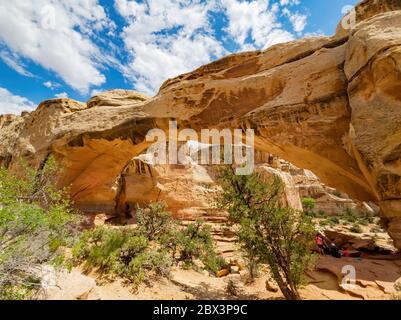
[0,0,400,248]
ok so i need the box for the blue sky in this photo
[0,0,358,114]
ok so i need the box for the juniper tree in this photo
[216,166,316,300]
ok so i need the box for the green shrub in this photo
[305,210,316,218]
[360,212,374,224]
[319,220,329,227]
[328,216,340,225]
[126,250,172,285]
[343,208,357,223]
[73,227,144,270]
[359,219,369,226]
[72,226,172,285]
[136,202,174,240]
[176,220,212,262]
[350,224,363,234]
[73,204,225,282]
[0,156,79,300]
[302,197,316,213]
[320,218,336,228]
[201,252,227,274]
[170,219,226,273]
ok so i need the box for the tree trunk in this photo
[275,277,301,300]
[280,285,301,300]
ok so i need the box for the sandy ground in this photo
[44,219,401,300]
[45,254,401,301]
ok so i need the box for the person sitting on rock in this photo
[329,241,341,258]
[315,233,325,255]
[341,246,350,257]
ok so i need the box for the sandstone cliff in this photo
[0,0,401,248]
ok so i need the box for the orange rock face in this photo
[1,1,401,247]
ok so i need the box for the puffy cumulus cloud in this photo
[55,92,68,98]
[43,81,61,89]
[282,8,307,33]
[115,0,305,95]
[0,0,114,93]
[304,30,326,38]
[115,0,227,95]
[280,0,301,6]
[0,1,309,97]
[220,0,294,49]
[0,87,36,115]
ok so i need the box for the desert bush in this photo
[132,204,227,273]
[302,197,316,212]
[360,212,375,224]
[350,224,363,234]
[167,219,226,273]
[0,156,79,300]
[202,252,227,274]
[125,250,172,285]
[319,217,337,228]
[359,219,369,226]
[319,220,330,227]
[72,226,172,285]
[328,216,340,225]
[343,208,357,223]
[302,197,316,217]
[216,166,317,300]
[73,204,225,282]
[175,220,213,263]
[72,227,147,271]
[136,202,174,240]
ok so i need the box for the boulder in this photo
[44,269,100,300]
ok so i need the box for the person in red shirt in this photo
[315,233,325,255]
[341,247,350,257]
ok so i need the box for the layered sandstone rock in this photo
[77,141,376,228]
[269,158,379,216]
[0,0,400,247]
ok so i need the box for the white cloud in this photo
[0,1,113,93]
[115,0,303,95]
[304,30,326,38]
[280,0,300,6]
[0,49,33,77]
[43,81,60,89]
[115,0,227,95]
[220,0,294,50]
[283,8,307,33]
[55,92,68,98]
[43,82,53,89]
[0,87,36,115]
[0,1,309,98]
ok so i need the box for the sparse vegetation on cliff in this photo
[301,197,316,216]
